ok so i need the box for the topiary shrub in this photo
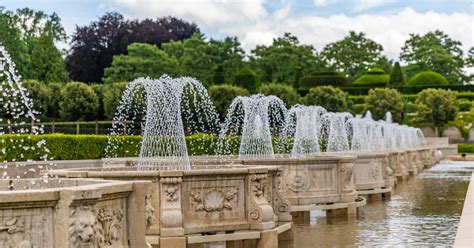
[365,88,404,122]
[209,84,249,119]
[387,62,405,87]
[298,71,347,90]
[407,70,448,86]
[234,67,260,93]
[303,85,348,112]
[59,82,99,121]
[351,67,390,87]
[259,83,300,107]
[459,99,472,112]
[104,82,128,120]
[415,88,458,129]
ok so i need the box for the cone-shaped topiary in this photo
[387,62,405,87]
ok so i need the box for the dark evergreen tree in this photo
[387,62,405,87]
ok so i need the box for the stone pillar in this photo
[339,159,356,203]
[127,181,152,247]
[159,171,186,248]
[271,168,292,223]
[247,168,276,231]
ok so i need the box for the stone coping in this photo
[454,173,474,247]
[0,178,135,205]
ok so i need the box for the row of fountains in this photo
[105,75,426,171]
[0,42,426,173]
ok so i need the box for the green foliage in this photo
[348,95,366,105]
[208,84,249,119]
[350,103,367,115]
[340,84,474,95]
[234,67,260,93]
[303,86,348,112]
[259,83,300,107]
[91,84,106,120]
[415,88,458,128]
[0,9,28,76]
[298,71,347,89]
[459,99,472,112]
[103,43,180,83]
[321,31,384,81]
[104,82,128,120]
[212,64,226,84]
[407,70,449,86]
[459,144,474,154]
[250,33,325,85]
[352,67,390,86]
[46,83,62,118]
[59,82,99,121]
[208,37,246,83]
[388,62,405,87]
[400,30,467,84]
[22,80,51,116]
[457,92,474,101]
[365,88,404,122]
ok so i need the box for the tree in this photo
[467,47,474,83]
[209,84,249,119]
[103,43,180,83]
[0,8,28,76]
[415,89,458,130]
[234,67,260,93]
[250,33,324,85]
[303,86,348,112]
[209,37,245,83]
[400,30,466,83]
[66,13,199,83]
[104,82,128,119]
[59,82,99,121]
[387,62,405,87]
[365,88,404,122]
[28,31,68,83]
[23,80,51,116]
[321,31,384,81]
[259,83,300,108]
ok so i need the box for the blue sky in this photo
[2,0,473,60]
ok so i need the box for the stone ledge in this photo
[454,173,474,247]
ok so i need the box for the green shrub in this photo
[23,80,51,116]
[351,67,390,87]
[348,95,366,105]
[47,83,63,119]
[457,92,474,101]
[298,71,347,89]
[350,103,367,115]
[415,89,458,128]
[259,83,300,107]
[104,82,129,120]
[365,88,404,122]
[59,82,99,121]
[208,84,249,119]
[234,67,260,93]
[303,86,348,112]
[459,99,472,112]
[407,70,448,86]
[459,144,474,154]
[91,84,107,120]
[212,64,225,85]
[387,62,405,87]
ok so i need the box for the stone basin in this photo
[48,166,291,248]
[350,152,394,198]
[0,178,150,248]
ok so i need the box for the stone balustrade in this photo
[0,178,150,248]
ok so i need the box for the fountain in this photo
[0,43,50,179]
[322,112,353,152]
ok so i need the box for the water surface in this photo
[281,161,473,247]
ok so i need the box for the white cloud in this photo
[353,0,394,13]
[107,1,474,60]
[314,0,338,7]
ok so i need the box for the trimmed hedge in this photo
[340,84,474,95]
[298,71,347,89]
[351,67,390,87]
[407,71,448,86]
[458,144,474,154]
[0,134,294,161]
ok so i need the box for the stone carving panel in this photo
[0,208,53,248]
[182,178,246,231]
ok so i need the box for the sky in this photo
[2,0,473,60]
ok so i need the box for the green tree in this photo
[27,31,68,83]
[0,8,28,76]
[212,64,226,84]
[415,89,458,130]
[250,33,324,85]
[59,82,99,121]
[23,80,51,116]
[400,30,466,83]
[387,62,405,87]
[103,43,180,83]
[209,37,245,83]
[259,83,299,107]
[104,82,128,119]
[46,83,62,119]
[303,86,348,112]
[234,67,260,93]
[467,47,473,82]
[365,88,404,122]
[321,31,384,81]
[209,84,249,119]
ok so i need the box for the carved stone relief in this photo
[286,169,309,193]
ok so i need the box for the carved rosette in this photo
[340,162,354,193]
[189,187,238,218]
[161,177,182,202]
[285,169,309,193]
